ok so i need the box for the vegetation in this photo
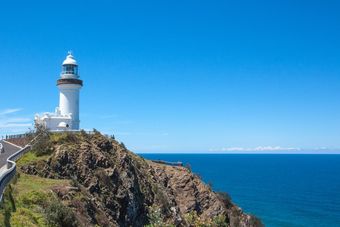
[145,205,228,227]
[0,170,74,227]
[216,192,233,208]
[184,211,228,227]
[120,142,126,150]
[44,198,77,227]
[145,205,175,227]
[0,185,15,227]
[185,163,192,172]
[145,205,164,227]
[16,151,50,168]
[30,126,53,157]
[1,130,261,227]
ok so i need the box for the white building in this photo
[35,52,83,131]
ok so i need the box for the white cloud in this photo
[5,117,31,123]
[0,108,32,135]
[0,123,32,128]
[210,146,301,152]
[253,146,300,151]
[0,108,22,116]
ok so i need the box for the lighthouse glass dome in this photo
[61,52,79,78]
[62,64,78,76]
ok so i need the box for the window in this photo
[62,65,78,75]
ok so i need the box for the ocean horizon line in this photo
[135,151,340,155]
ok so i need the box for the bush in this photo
[44,198,78,227]
[147,205,163,227]
[19,191,49,207]
[11,207,46,227]
[212,214,227,227]
[207,181,213,190]
[184,211,228,227]
[184,211,208,227]
[120,142,126,149]
[93,128,101,135]
[80,129,90,140]
[31,130,53,156]
[185,163,192,172]
[146,205,175,227]
[57,132,78,144]
[1,185,16,227]
[216,192,232,205]
[70,176,80,188]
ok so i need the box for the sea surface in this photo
[140,154,340,227]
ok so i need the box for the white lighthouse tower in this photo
[57,52,83,130]
[35,52,83,131]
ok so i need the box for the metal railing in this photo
[4,133,31,140]
[4,130,112,139]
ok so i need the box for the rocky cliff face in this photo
[21,131,262,227]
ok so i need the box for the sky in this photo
[0,0,339,153]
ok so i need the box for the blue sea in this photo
[140,154,340,227]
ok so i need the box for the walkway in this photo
[0,140,22,168]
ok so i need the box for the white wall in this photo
[58,83,81,130]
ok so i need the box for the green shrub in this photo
[19,191,49,207]
[120,142,127,150]
[145,205,175,227]
[146,205,163,227]
[80,129,90,140]
[185,163,192,172]
[184,211,226,227]
[58,132,78,144]
[212,214,227,227]
[1,185,16,227]
[44,199,78,227]
[11,207,46,227]
[70,176,80,188]
[216,192,232,206]
[32,132,53,156]
[11,172,20,184]
[93,128,101,135]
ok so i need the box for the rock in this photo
[21,132,263,227]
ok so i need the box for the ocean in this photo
[140,154,340,227]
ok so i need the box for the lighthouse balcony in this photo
[61,73,80,79]
[57,78,83,86]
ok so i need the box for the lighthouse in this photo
[57,52,83,130]
[35,52,83,131]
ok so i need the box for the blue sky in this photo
[0,0,339,152]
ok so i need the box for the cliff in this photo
[3,131,262,227]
